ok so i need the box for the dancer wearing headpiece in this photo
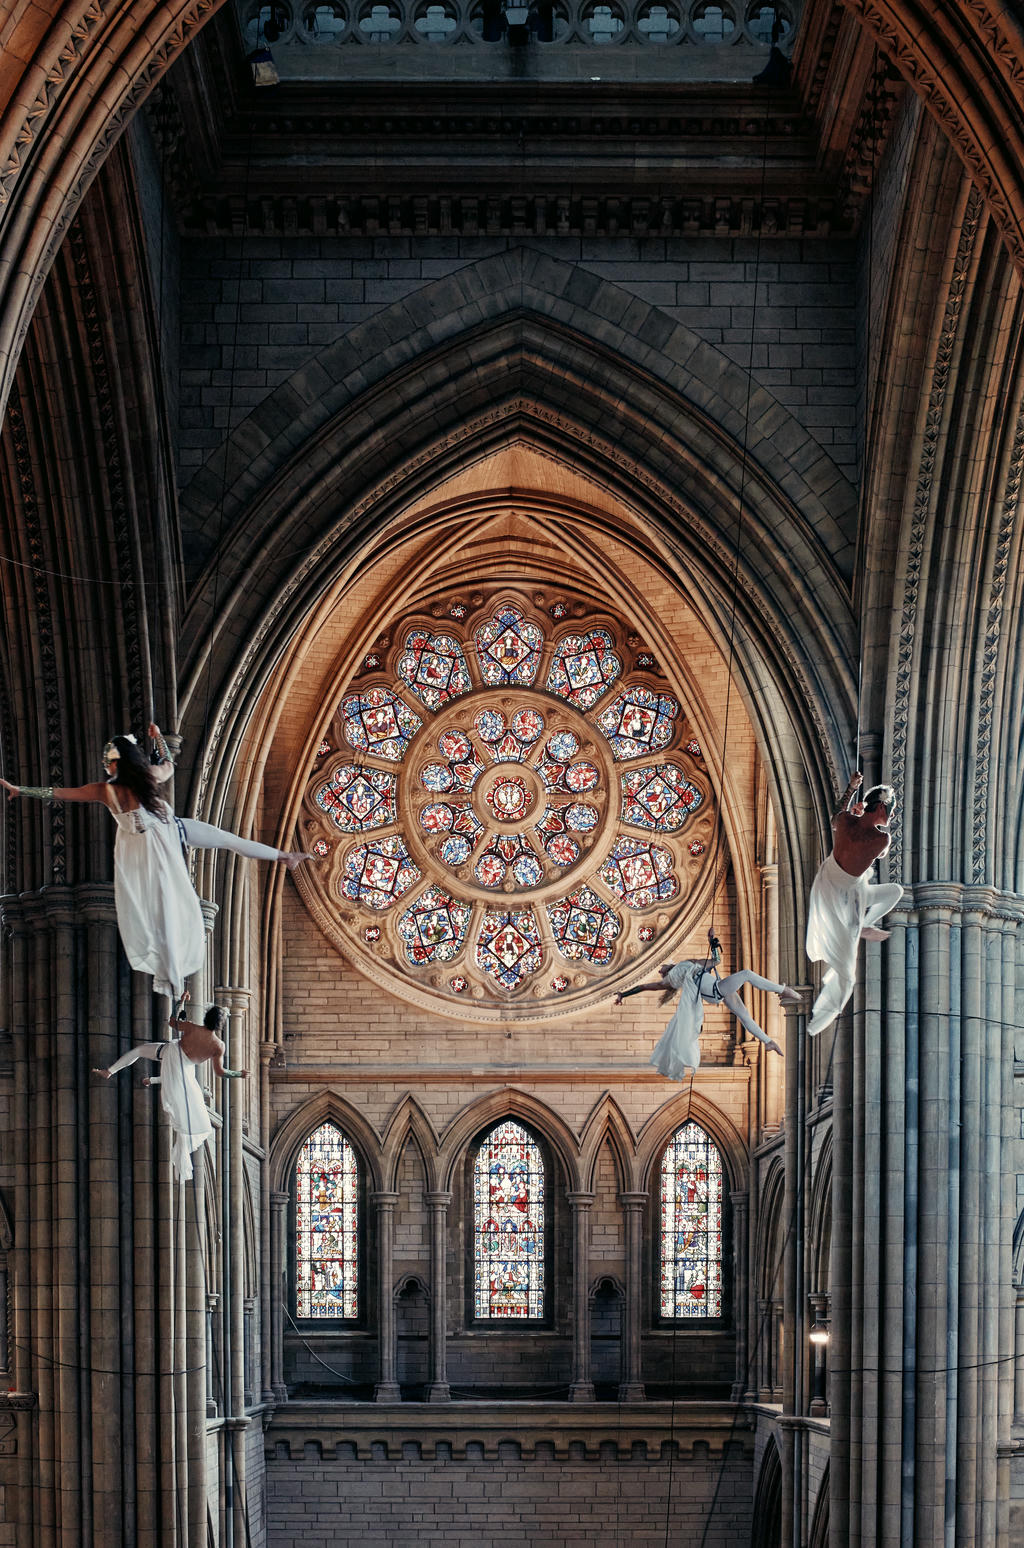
[805,771,903,1036]
[614,931,799,1080]
[93,1004,246,1181]
[1,723,311,1000]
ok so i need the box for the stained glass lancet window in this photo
[473,1119,545,1319]
[660,1122,724,1319]
[295,1122,359,1320]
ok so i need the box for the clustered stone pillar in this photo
[372,1191,401,1401]
[425,1190,451,1402]
[730,1189,749,1403]
[568,1191,595,1402]
[268,1190,290,1402]
[618,1191,646,1401]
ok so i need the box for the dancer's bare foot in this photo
[142,1077,152,1087]
[778,985,803,1005]
[861,926,890,941]
[281,851,314,870]
[92,1067,112,1079]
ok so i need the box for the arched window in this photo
[659,1121,725,1319]
[472,1119,546,1321]
[294,1121,360,1320]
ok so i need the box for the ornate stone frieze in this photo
[3,387,66,882]
[888,185,983,875]
[972,396,1024,885]
[185,187,839,239]
[66,224,147,735]
[838,0,1024,267]
[835,53,904,224]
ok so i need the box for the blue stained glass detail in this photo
[660,1123,724,1318]
[475,607,544,687]
[546,884,621,964]
[420,762,455,793]
[340,836,421,910]
[440,834,473,867]
[295,1123,359,1320]
[545,731,579,762]
[397,630,472,710]
[474,709,506,745]
[397,884,473,964]
[315,765,397,832]
[599,835,679,908]
[512,854,544,887]
[341,688,422,762]
[620,765,703,832]
[596,687,681,760]
[546,629,621,710]
[473,1120,545,1319]
[475,908,543,989]
[565,802,599,832]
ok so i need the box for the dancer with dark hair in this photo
[93,1004,246,1180]
[805,771,903,1036]
[1,723,311,1000]
[614,930,799,1080]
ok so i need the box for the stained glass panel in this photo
[596,687,680,761]
[315,765,397,832]
[620,765,703,832]
[547,883,621,964]
[473,1120,545,1319]
[474,833,543,889]
[397,629,473,710]
[397,884,473,964]
[341,688,422,762]
[599,835,679,909]
[295,1123,359,1320]
[475,607,544,687]
[546,629,621,710]
[660,1122,724,1319]
[475,908,543,989]
[340,836,421,909]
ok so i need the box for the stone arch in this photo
[379,1094,441,1193]
[808,1459,830,1548]
[578,1092,637,1194]
[635,1087,748,1196]
[438,1088,581,1194]
[751,1433,784,1548]
[269,1090,385,1195]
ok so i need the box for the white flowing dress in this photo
[107,1041,214,1181]
[805,853,903,1036]
[109,793,206,1000]
[649,960,719,1081]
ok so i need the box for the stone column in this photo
[259,1041,281,1405]
[730,1189,749,1402]
[269,1191,290,1402]
[567,1191,595,1402]
[372,1192,401,1401]
[618,1191,646,1401]
[1014,1283,1024,1425]
[425,1191,451,1401]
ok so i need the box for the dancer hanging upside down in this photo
[614,930,800,1081]
[805,771,903,1037]
[1,724,312,1001]
[93,1004,246,1181]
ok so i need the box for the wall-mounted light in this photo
[809,1317,830,1346]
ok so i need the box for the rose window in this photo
[298,598,716,1018]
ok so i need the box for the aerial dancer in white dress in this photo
[805,772,903,1036]
[1,723,312,1001]
[614,931,800,1080]
[93,1004,247,1181]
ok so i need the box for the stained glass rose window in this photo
[297,594,715,1017]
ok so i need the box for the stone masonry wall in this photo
[178,234,858,494]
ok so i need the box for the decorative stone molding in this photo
[838,0,1024,267]
[888,185,984,875]
[972,394,1024,885]
[185,187,841,240]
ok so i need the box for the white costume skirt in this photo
[649,961,718,1080]
[112,807,206,1000]
[806,853,903,1036]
